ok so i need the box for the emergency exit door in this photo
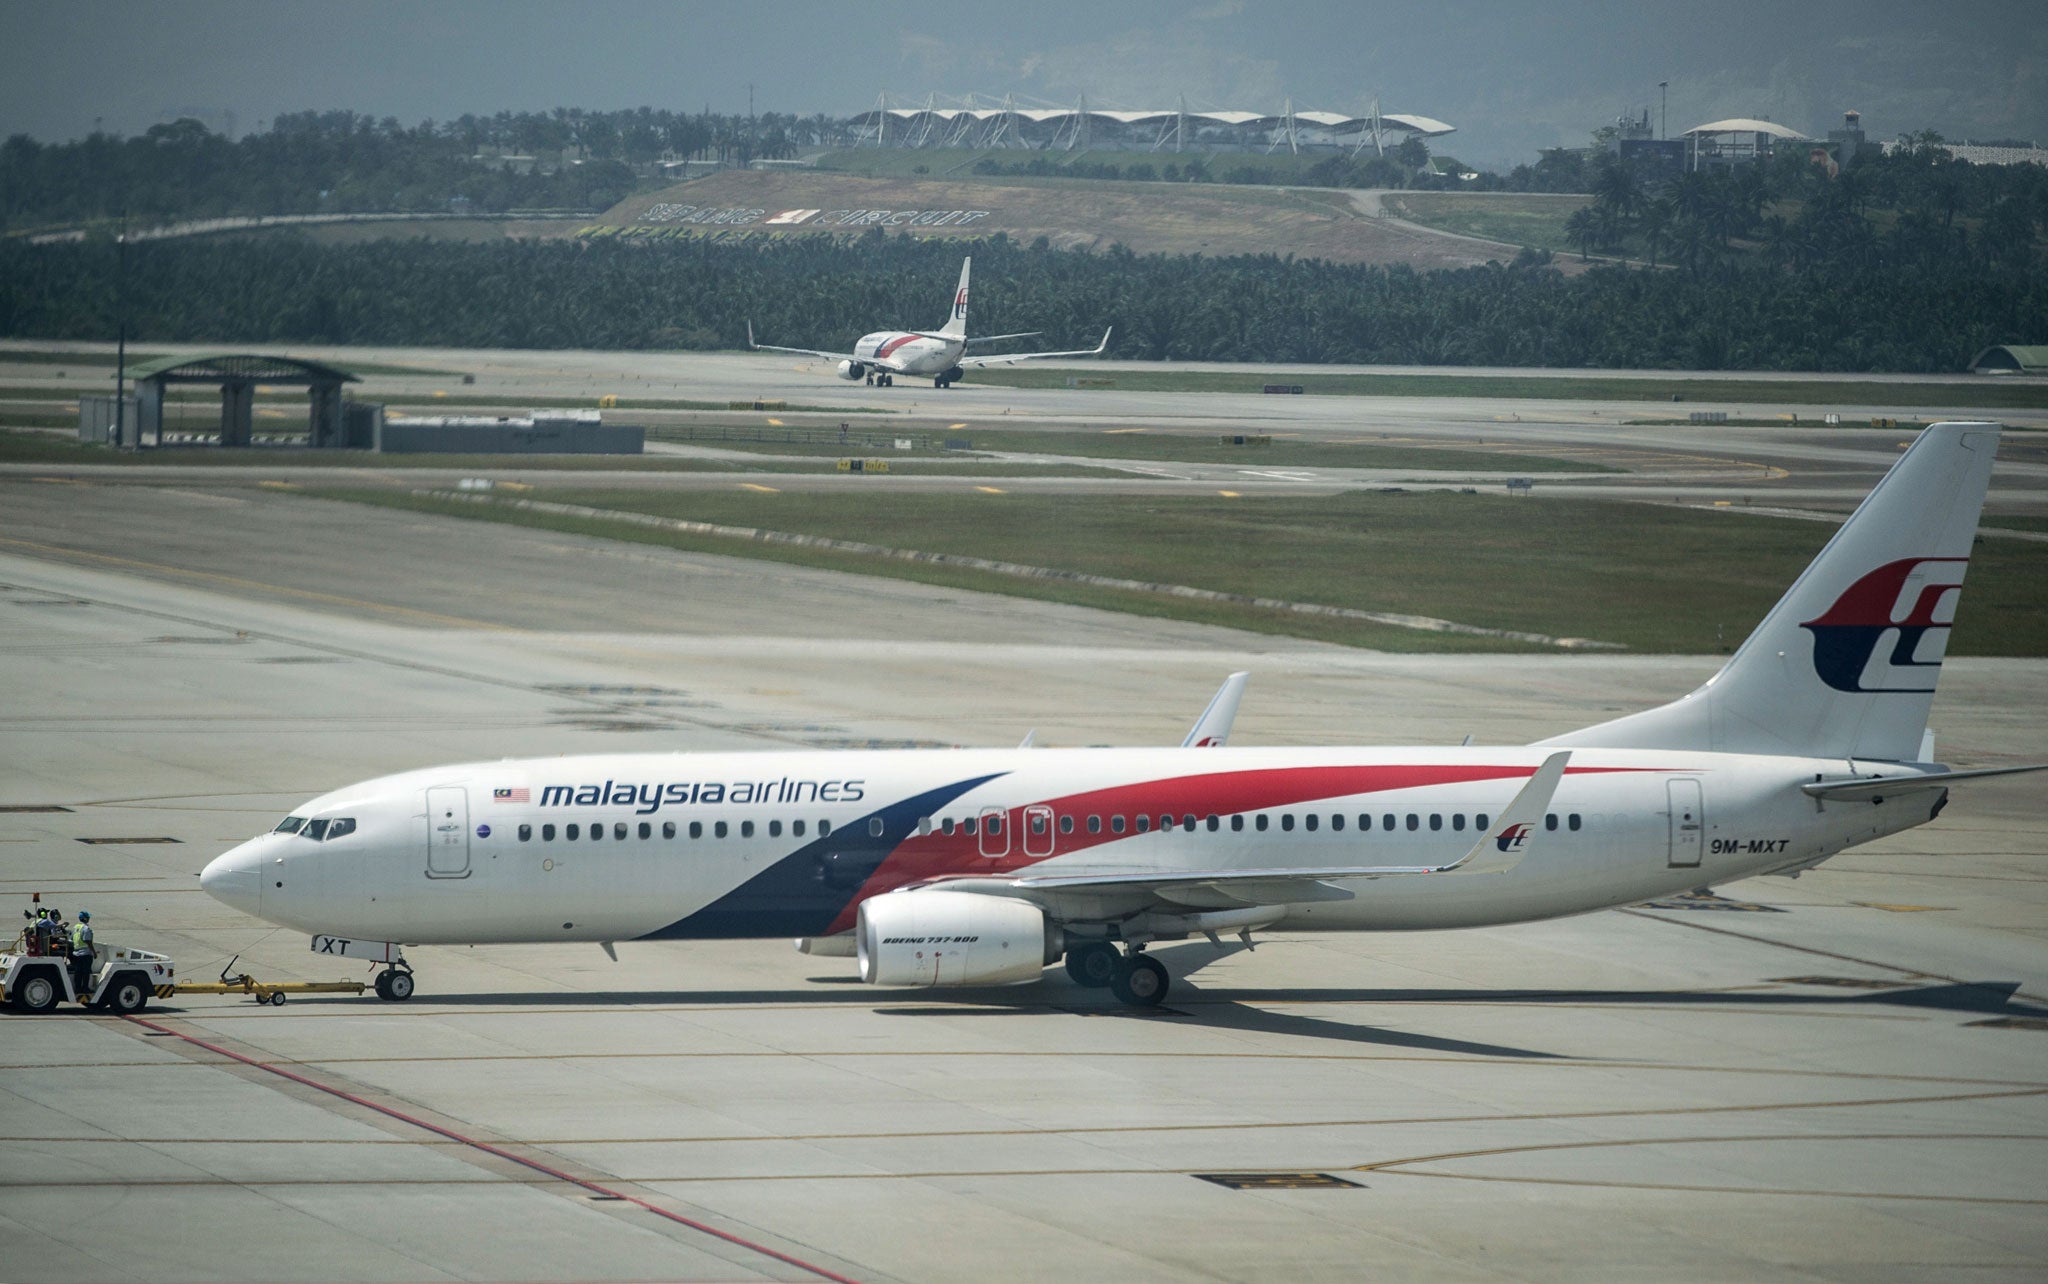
[1666,779,1704,868]
[425,786,471,878]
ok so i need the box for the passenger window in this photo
[941,817,956,836]
[591,825,603,842]
[1429,815,1442,832]
[1451,814,1466,832]
[1230,815,1244,832]
[566,823,579,840]
[542,824,555,841]
[741,820,755,838]
[303,819,330,841]
[770,820,783,838]
[1136,815,1151,834]
[1359,814,1370,831]
[1305,814,1318,832]
[689,821,702,839]
[793,819,806,838]
[662,821,676,839]
[1383,814,1397,831]
[1545,814,1559,831]
[274,816,307,834]
[1059,815,1074,835]
[714,821,728,839]
[1111,816,1125,834]
[1331,814,1344,832]
[987,816,1003,836]
[1281,814,1294,832]
[962,817,976,835]
[1158,814,1172,831]
[1206,815,1219,832]
[1568,813,1582,831]
[637,822,651,840]
[917,817,932,836]
[1087,815,1102,834]
[327,818,356,840]
[518,824,532,842]
[869,818,884,838]
[819,819,831,837]
[1182,814,1195,832]
[1406,814,1419,831]
[1255,814,1269,832]
[1029,813,1047,835]
[1477,814,1489,829]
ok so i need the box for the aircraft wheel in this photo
[1064,942,1119,988]
[1110,955,1169,1007]
[375,969,415,1002]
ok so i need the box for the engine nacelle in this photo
[857,890,1061,987]
[836,360,865,381]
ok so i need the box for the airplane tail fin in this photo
[936,257,970,340]
[1541,422,2001,762]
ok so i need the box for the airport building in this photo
[847,96,1453,154]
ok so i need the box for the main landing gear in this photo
[1064,940,1169,1007]
[373,963,415,1002]
[865,373,895,387]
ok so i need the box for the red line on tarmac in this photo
[124,1015,862,1284]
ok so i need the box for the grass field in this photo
[1382,192,1590,252]
[310,485,2048,656]
[966,367,2048,409]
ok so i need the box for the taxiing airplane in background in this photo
[748,256,1109,388]
[202,424,2040,1007]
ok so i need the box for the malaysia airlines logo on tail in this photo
[1494,822,1532,853]
[1800,557,1969,693]
[953,287,969,320]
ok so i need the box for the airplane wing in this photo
[964,331,1042,345]
[1183,672,1250,748]
[1801,762,2048,799]
[745,323,913,373]
[957,328,1113,369]
[922,752,1570,919]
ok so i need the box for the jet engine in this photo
[837,360,865,381]
[857,890,1062,987]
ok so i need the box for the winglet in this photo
[1438,751,1570,875]
[1092,327,1113,355]
[746,320,757,350]
[1183,671,1250,748]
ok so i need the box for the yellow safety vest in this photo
[71,923,90,952]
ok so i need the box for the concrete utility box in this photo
[78,394,136,446]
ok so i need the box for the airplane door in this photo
[1023,804,1055,859]
[978,807,1009,859]
[426,786,471,878]
[1667,779,1704,868]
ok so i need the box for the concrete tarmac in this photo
[2,475,2045,1283]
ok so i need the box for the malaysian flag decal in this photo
[493,787,530,803]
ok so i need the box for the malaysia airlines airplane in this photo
[201,424,2039,1006]
[747,256,1110,387]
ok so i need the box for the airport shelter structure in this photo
[114,353,359,448]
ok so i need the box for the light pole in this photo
[113,211,128,448]
[1659,82,1668,141]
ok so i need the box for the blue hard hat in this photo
[76,910,89,920]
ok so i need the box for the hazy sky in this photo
[4,0,2042,168]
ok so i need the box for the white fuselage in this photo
[200,745,1938,947]
[853,331,963,376]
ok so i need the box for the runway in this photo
[3,461,2046,1281]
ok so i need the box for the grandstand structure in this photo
[848,94,1454,155]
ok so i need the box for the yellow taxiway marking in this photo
[1104,427,1150,434]
[0,535,511,631]
[1855,902,1952,913]
[765,417,784,426]
[1218,489,1241,498]
[257,480,300,490]
[949,422,969,431]
[497,480,533,492]
[975,485,1005,494]
[30,476,88,485]
[738,483,779,493]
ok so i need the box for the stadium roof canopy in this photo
[122,352,360,384]
[1684,118,1812,141]
[1968,344,2048,374]
[849,106,1455,137]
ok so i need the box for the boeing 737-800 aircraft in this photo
[748,256,1109,387]
[200,424,2039,1006]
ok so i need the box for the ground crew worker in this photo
[70,909,95,995]
[30,907,53,955]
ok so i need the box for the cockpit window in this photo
[274,816,307,834]
[325,818,356,840]
[303,818,331,841]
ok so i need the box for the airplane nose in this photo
[200,842,263,918]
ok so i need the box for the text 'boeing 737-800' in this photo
[202,423,2042,1006]
[747,256,1109,387]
